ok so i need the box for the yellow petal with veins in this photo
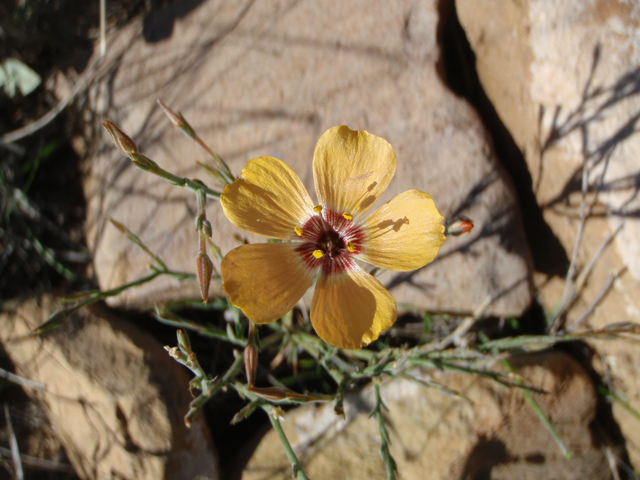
[358,189,445,271]
[222,243,316,324]
[221,156,314,239]
[310,266,397,349]
[313,126,396,218]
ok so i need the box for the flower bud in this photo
[244,344,258,387]
[445,217,474,236]
[109,218,127,234]
[196,252,214,303]
[102,120,138,156]
[247,386,289,401]
[157,100,196,138]
[177,329,191,354]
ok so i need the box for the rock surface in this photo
[0,296,219,480]
[82,0,533,317]
[242,351,610,480]
[457,0,640,468]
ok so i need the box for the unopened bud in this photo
[103,120,138,156]
[157,100,196,138]
[196,252,214,303]
[177,329,191,354]
[109,218,127,234]
[247,386,289,401]
[244,344,258,387]
[445,217,474,236]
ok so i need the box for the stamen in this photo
[314,205,323,213]
[347,241,355,252]
[312,250,325,259]
[294,226,303,237]
[342,212,353,220]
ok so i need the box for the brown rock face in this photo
[242,351,609,480]
[457,0,640,468]
[83,0,532,317]
[0,296,219,480]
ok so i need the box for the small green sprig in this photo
[266,406,311,480]
[102,120,222,199]
[370,378,398,480]
[154,306,245,347]
[157,100,235,185]
[35,220,195,334]
[165,330,244,428]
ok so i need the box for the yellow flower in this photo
[220,126,445,349]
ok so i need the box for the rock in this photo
[457,0,640,468]
[82,0,532,317]
[242,351,610,480]
[0,296,219,480]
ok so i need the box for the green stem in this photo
[266,408,311,480]
[134,152,221,199]
[36,267,194,334]
[154,312,246,347]
[184,350,245,426]
[372,379,398,480]
[194,136,235,184]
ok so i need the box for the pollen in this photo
[314,205,323,213]
[294,226,303,237]
[342,212,353,220]
[347,241,355,252]
[312,250,325,259]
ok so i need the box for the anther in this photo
[312,250,325,259]
[294,226,303,237]
[314,205,323,214]
[347,241,355,253]
[343,212,353,220]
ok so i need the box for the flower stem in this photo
[266,407,311,480]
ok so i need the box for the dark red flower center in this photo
[294,208,364,276]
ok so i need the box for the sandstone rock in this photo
[0,296,219,480]
[83,0,532,317]
[242,351,610,480]
[457,0,640,468]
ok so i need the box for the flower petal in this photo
[358,189,445,271]
[221,156,314,239]
[313,126,396,217]
[310,266,397,349]
[222,243,316,323]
